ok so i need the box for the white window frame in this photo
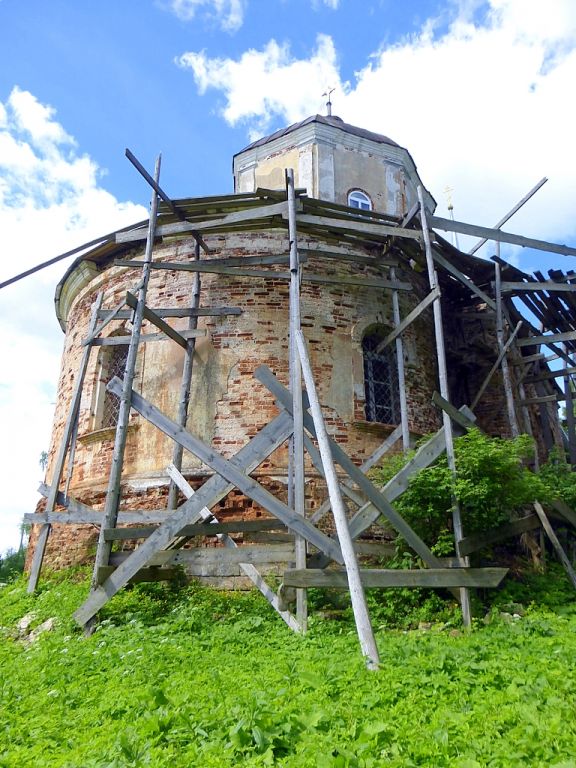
[348,189,372,211]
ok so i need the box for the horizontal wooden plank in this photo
[516,330,576,347]
[97,567,180,584]
[97,307,241,320]
[458,515,541,557]
[430,215,576,257]
[25,510,174,525]
[524,366,576,384]
[103,518,287,541]
[125,292,187,349]
[501,281,576,293]
[294,213,423,242]
[115,260,412,291]
[110,544,295,567]
[283,567,508,589]
[116,201,289,243]
[519,395,566,406]
[88,329,206,346]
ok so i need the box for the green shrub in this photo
[374,429,549,552]
[0,548,26,583]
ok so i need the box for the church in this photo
[27,111,566,587]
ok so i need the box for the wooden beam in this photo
[432,391,478,433]
[88,329,206,345]
[551,499,576,529]
[375,287,440,352]
[294,213,423,242]
[501,281,576,293]
[430,215,576,257]
[73,410,296,626]
[517,330,576,347]
[116,201,289,243]
[109,544,295,567]
[103,518,285,540]
[524,366,576,384]
[97,307,241,320]
[533,501,576,590]
[519,395,566,406]
[125,291,187,349]
[106,377,342,562]
[97,566,181,584]
[432,249,497,311]
[458,514,541,557]
[283,567,508,589]
[116,260,412,291]
[167,463,300,632]
[254,365,442,569]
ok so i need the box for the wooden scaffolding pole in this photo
[391,267,410,452]
[418,186,471,627]
[295,331,380,670]
[27,293,104,593]
[89,156,162,605]
[167,240,202,510]
[495,257,520,437]
[286,169,307,632]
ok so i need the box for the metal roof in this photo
[234,114,401,157]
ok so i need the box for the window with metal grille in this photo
[362,329,400,424]
[100,344,129,428]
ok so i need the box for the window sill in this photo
[78,424,140,445]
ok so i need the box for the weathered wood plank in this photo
[125,292,187,349]
[430,215,576,257]
[116,201,289,242]
[97,567,181,584]
[73,410,296,626]
[110,379,343,563]
[432,249,497,311]
[254,365,441,568]
[294,213,423,242]
[533,501,576,590]
[375,288,440,352]
[103,518,286,540]
[524,366,576,384]
[167,463,301,632]
[516,330,576,347]
[283,568,508,589]
[458,515,541,557]
[110,544,295,567]
[519,395,565,406]
[116,260,412,291]
[88,329,206,345]
[501,281,576,293]
[98,307,241,320]
[432,391,478,433]
[551,499,576,529]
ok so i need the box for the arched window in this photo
[93,341,129,429]
[348,189,372,211]
[362,328,400,424]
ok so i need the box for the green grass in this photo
[1,570,576,767]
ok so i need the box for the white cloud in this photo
[177,0,576,254]
[167,0,245,31]
[0,87,146,554]
[177,34,343,138]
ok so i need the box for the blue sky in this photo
[1,0,576,553]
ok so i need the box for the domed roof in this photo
[235,114,400,157]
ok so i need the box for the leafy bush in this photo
[539,447,576,509]
[0,548,26,583]
[374,429,549,552]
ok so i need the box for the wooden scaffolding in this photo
[24,153,576,668]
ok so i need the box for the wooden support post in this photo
[286,169,308,632]
[418,186,471,627]
[563,344,576,465]
[295,330,380,670]
[495,258,520,436]
[27,293,104,593]
[533,501,576,590]
[391,267,410,452]
[167,241,201,510]
[471,321,523,411]
[167,464,301,632]
[89,156,162,609]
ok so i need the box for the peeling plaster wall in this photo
[31,227,443,569]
